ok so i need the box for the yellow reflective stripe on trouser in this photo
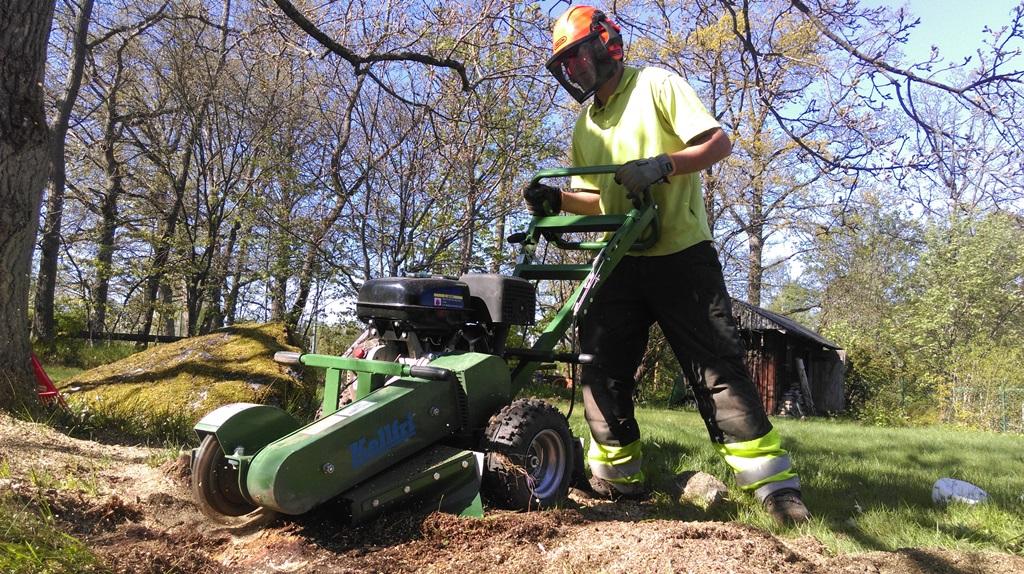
[587,438,645,484]
[714,428,800,501]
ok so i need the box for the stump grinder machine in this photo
[191,166,659,524]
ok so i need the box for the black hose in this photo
[408,365,456,382]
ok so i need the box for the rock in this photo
[56,322,311,444]
[676,470,729,510]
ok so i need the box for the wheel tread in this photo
[480,398,574,510]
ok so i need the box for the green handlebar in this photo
[529,164,621,186]
[526,164,658,250]
[529,164,653,210]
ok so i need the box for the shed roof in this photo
[731,299,841,350]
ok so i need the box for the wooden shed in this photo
[731,300,846,416]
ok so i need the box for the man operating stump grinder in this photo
[524,5,811,525]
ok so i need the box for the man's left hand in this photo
[614,154,674,199]
[522,182,562,216]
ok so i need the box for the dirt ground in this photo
[2,414,1021,574]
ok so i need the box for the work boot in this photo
[586,476,649,501]
[763,488,811,525]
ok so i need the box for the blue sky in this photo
[869,0,1021,63]
[538,1,1022,67]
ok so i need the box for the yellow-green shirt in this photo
[569,66,720,256]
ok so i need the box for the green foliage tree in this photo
[802,201,1024,426]
[899,213,1024,424]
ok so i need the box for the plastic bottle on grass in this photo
[931,478,988,506]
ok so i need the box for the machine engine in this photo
[354,274,535,361]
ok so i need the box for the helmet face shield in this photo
[546,36,602,103]
[547,7,624,104]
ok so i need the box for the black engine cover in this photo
[356,277,473,332]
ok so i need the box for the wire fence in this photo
[944,387,1024,433]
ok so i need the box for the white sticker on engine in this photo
[301,400,376,435]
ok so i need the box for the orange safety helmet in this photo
[546,6,623,103]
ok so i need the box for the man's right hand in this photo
[522,182,562,216]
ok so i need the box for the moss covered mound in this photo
[59,323,313,444]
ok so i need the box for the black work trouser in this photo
[579,240,772,446]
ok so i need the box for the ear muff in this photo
[590,10,623,60]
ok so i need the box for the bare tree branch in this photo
[87,0,170,48]
[270,0,474,91]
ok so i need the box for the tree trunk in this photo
[746,177,765,307]
[91,218,115,336]
[88,34,131,337]
[138,205,178,344]
[0,0,56,409]
[703,169,720,234]
[90,103,125,336]
[137,146,189,344]
[185,280,201,336]
[224,233,248,326]
[459,182,477,274]
[269,274,287,322]
[287,186,352,332]
[158,280,176,338]
[286,248,317,332]
[747,227,764,307]
[269,204,291,322]
[203,282,223,334]
[491,212,505,273]
[33,162,64,342]
[32,0,93,343]
[203,220,238,333]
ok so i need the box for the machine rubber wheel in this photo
[192,434,259,523]
[481,398,573,510]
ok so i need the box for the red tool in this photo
[31,353,68,408]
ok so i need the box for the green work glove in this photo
[614,154,674,200]
[523,182,562,216]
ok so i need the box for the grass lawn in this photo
[563,403,1024,555]
[42,366,85,384]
